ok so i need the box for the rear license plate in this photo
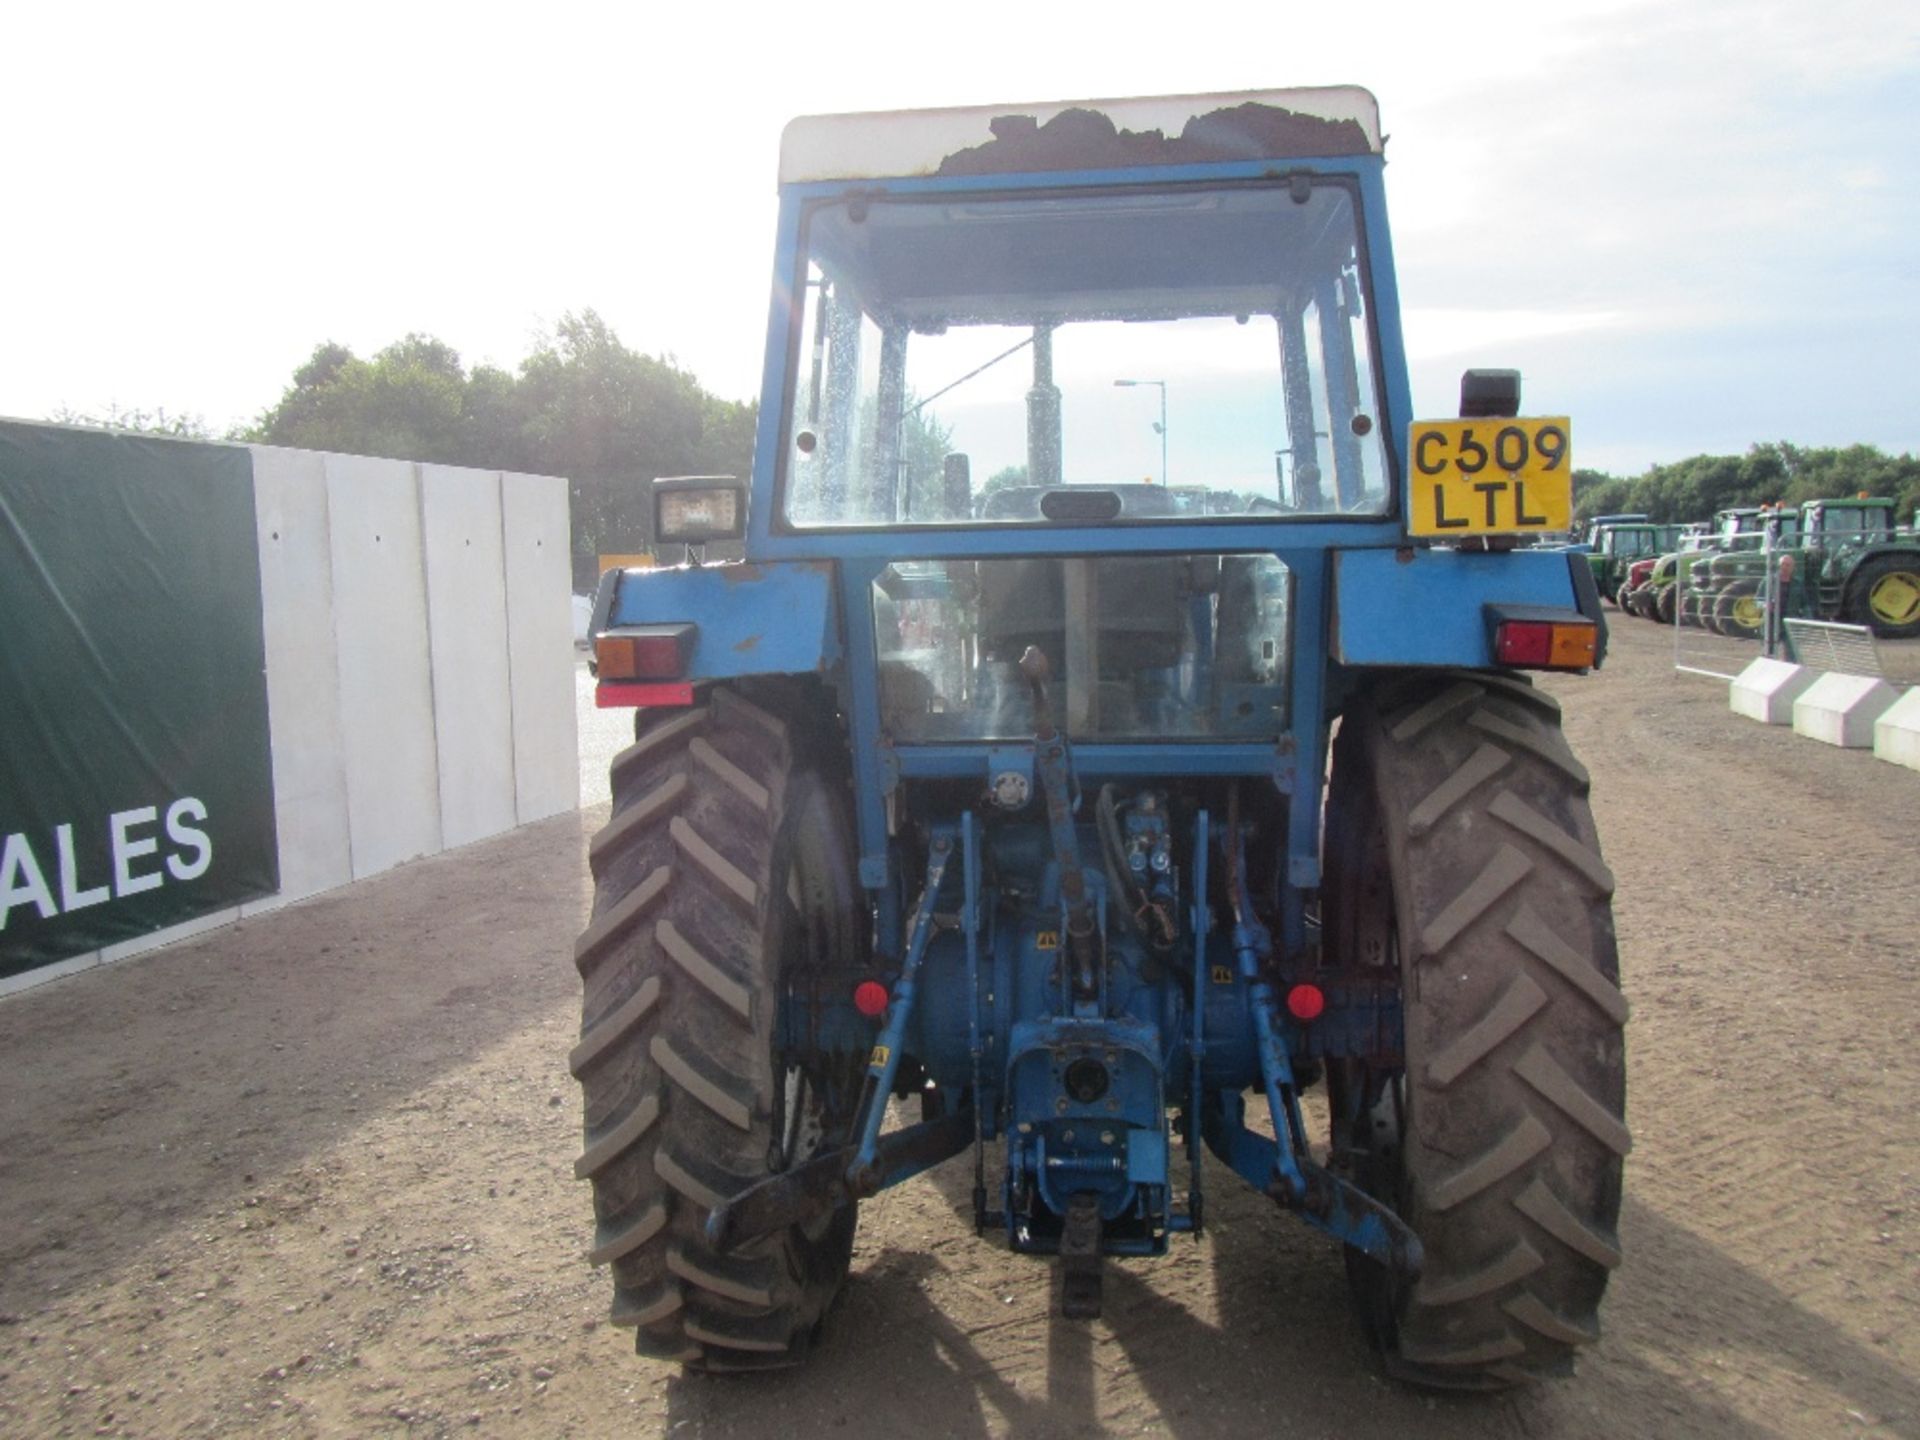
[1407,417,1573,537]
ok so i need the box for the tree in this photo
[1572,468,1632,523]
[513,311,735,555]
[242,311,759,559]
[49,402,214,441]
[246,334,469,462]
[979,464,1029,506]
[897,401,956,516]
[1574,444,1920,527]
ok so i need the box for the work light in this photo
[654,476,746,545]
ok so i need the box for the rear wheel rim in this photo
[1869,571,1920,627]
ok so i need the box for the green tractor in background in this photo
[1695,507,1800,638]
[1628,523,1708,623]
[1651,509,1771,628]
[1705,497,1920,642]
[1617,554,1663,618]
[1584,522,1684,608]
[1575,512,1650,547]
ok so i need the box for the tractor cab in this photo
[1708,505,1794,550]
[1803,497,1895,547]
[1566,511,1647,553]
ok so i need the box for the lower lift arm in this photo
[1212,786,1424,1282]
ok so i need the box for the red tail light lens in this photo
[594,624,695,680]
[1494,619,1597,671]
[1494,620,1554,667]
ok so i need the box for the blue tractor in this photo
[573,88,1628,1389]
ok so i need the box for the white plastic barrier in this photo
[1791,673,1901,749]
[1728,657,1816,725]
[1873,688,1920,772]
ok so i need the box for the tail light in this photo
[1493,618,1598,671]
[595,624,695,681]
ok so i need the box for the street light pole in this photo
[1113,378,1167,486]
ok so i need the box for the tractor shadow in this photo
[0,808,598,1318]
[1170,1185,1916,1439]
[665,1152,1920,1439]
[661,1247,1078,1439]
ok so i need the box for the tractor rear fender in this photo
[591,559,841,706]
[1847,541,1920,572]
[1332,547,1605,669]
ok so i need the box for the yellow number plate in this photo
[1407,417,1573,537]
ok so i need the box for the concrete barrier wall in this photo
[3,441,576,995]
[251,445,353,903]
[250,447,578,906]
[501,472,580,826]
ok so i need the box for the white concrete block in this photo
[1729,657,1817,725]
[1872,687,1920,771]
[502,470,580,823]
[249,445,353,901]
[421,465,518,849]
[1791,672,1902,748]
[325,454,443,877]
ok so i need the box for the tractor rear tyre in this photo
[571,684,864,1369]
[1700,585,1729,635]
[1325,672,1629,1389]
[1849,556,1920,639]
[1713,582,1764,641]
[1654,585,1677,626]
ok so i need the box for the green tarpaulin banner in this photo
[1,421,279,978]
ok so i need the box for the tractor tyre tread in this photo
[572,683,855,1371]
[1712,581,1763,641]
[1338,672,1628,1390]
[1847,554,1920,639]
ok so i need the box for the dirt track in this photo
[2,620,1915,1439]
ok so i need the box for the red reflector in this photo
[1494,620,1554,667]
[596,682,695,709]
[1285,983,1326,1022]
[852,981,890,1018]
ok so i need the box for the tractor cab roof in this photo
[779,88,1383,185]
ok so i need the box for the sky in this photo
[4,0,1916,476]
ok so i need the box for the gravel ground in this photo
[0,620,1914,1439]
